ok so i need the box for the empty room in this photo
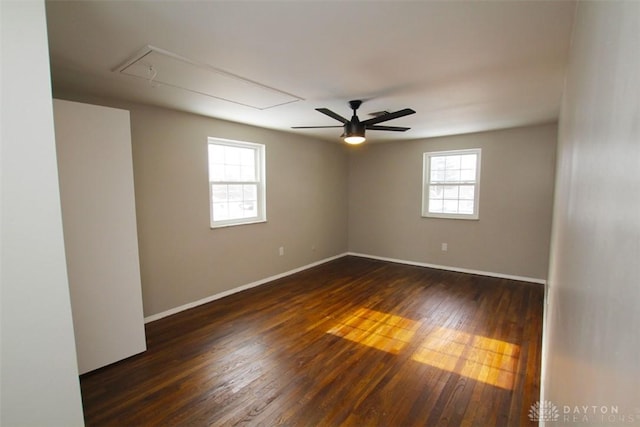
[2,1,639,426]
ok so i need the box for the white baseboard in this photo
[145,251,544,323]
[347,252,547,285]
[144,252,348,323]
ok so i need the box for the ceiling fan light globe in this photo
[344,135,366,144]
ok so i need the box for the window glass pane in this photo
[208,145,224,181]
[211,184,228,202]
[209,145,223,162]
[429,185,443,199]
[443,199,459,213]
[459,200,474,214]
[228,202,243,219]
[430,169,445,182]
[429,199,443,213]
[460,154,477,170]
[460,169,475,181]
[443,186,459,199]
[240,148,255,167]
[209,145,258,183]
[213,202,228,221]
[459,185,475,200]
[210,166,224,182]
[227,184,243,201]
[444,169,461,182]
[223,164,240,181]
[431,157,446,170]
[445,155,461,169]
[243,184,257,201]
[225,146,242,165]
[242,202,257,218]
[241,165,255,181]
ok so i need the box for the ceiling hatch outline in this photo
[114,45,303,110]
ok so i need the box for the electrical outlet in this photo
[279,246,284,256]
[441,243,448,252]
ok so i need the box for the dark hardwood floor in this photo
[80,256,543,426]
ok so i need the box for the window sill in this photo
[210,219,267,229]
[422,213,479,220]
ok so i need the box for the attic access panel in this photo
[115,45,302,110]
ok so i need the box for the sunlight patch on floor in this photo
[411,326,519,390]
[327,308,420,354]
[327,308,520,390]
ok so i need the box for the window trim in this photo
[208,137,266,229]
[422,148,481,220]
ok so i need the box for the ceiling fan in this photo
[292,100,416,144]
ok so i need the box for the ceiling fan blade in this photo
[292,126,343,129]
[366,125,410,132]
[316,108,349,124]
[361,108,416,126]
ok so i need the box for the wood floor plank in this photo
[79,256,543,426]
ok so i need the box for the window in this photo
[422,149,481,219]
[208,138,266,228]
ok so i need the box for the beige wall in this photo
[128,105,349,317]
[542,1,640,416]
[54,93,557,318]
[348,123,557,280]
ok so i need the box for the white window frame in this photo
[422,148,481,220]
[208,137,266,228]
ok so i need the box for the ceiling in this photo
[45,0,576,143]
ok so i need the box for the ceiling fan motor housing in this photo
[342,120,365,138]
